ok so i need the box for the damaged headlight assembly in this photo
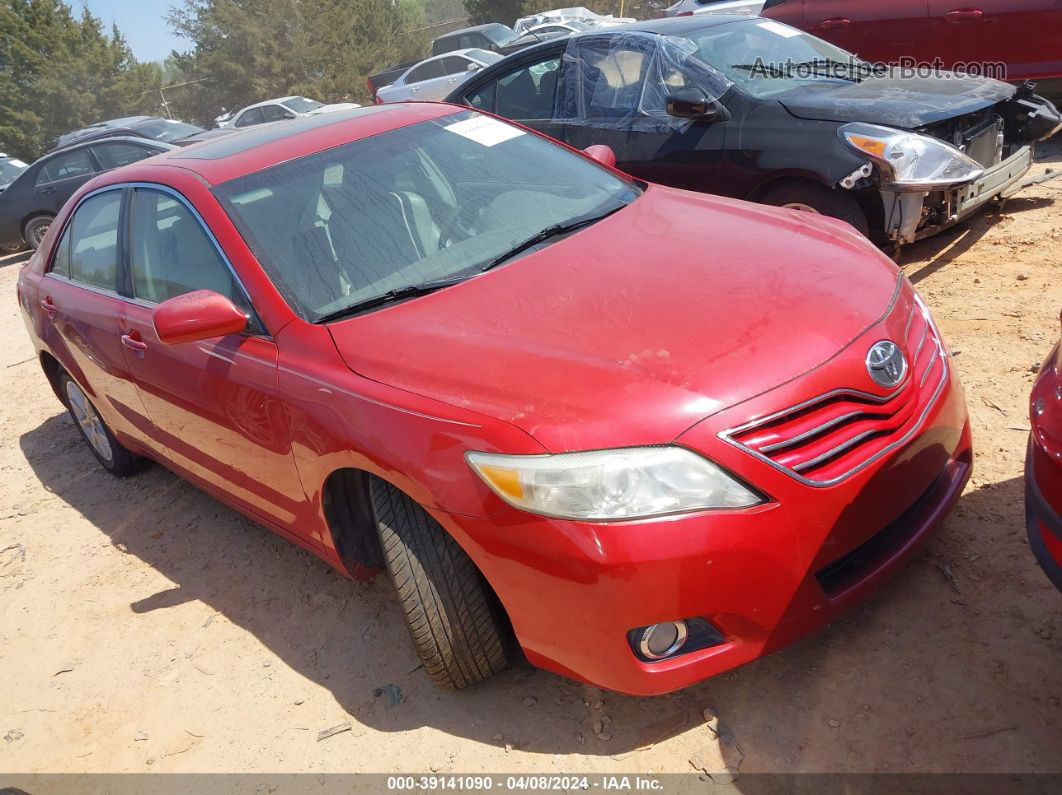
[467,446,763,521]
[840,123,985,190]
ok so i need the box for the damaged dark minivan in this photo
[446,14,1062,248]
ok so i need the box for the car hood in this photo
[779,74,1016,129]
[327,186,900,452]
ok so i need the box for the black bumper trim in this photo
[1025,439,1062,592]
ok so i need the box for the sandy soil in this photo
[1,141,1060,778]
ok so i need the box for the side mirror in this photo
[467,63,481,72]
[282,110,297,119]
[666,89,729,123]
[583,144,617,168]
[153,290,248,345]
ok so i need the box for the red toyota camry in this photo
[1027,311,1062,591]
[17,104,972,695]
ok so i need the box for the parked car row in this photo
[216,96,361,129]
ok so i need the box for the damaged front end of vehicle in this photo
[835,84,1062,246]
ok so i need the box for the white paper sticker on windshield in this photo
[758,20,802,38]
[444,116,525,147]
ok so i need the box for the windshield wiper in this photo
[481,204,626,273]
[315,276,467,323]
[788,59,865,83]
[731,59,863,83]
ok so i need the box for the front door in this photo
[117,186,310,537]
[560,36,730,195]
[801,0,930,62]
[460,51,570,140]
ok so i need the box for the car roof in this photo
[488,14,750,60]
[239,96,304,113]
[115,103,458,186]
[438,23,511,37]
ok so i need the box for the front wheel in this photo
[22,214,53,250]
[762,182,870,238]
[58,371,144,476]
[371,477,509,690]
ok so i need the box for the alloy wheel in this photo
[65,379,113,463]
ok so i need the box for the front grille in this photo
[721,299,948,487]
[965,121,1003,169]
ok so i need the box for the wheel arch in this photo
[320,465,515,632]
[39,350,65,404]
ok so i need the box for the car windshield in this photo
[214,110,638,322]
[484,25,519,46]
[0,158,27,182]
[681,18,862,98]
[135,120,204,141]
[283,97,325,113]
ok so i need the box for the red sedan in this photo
[17,104,972,695]
[1028,312,1062,590]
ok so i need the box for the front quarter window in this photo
[214,110,639,322]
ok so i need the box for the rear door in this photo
[927,0,1062,83]
[796,0,930,61]
[38,188,156,452]
[34,147,101,215]
[404,59,449,100]
[117,186,308,535]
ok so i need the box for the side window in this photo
[582,45,650,118]
[67,191,122,291]
[35,150,96,186]
[472,58,561,120]
[50,224,72,278]
[127,188,240,305]
[408,59,445,83]
[235,107,265,128]
[440,56,471,76]
[261,104,292,122]
[91,142,157,170]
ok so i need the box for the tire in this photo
[58,370,144,477]
[371,477,509,690]
[762,182,870,238]
[22,214,53,250]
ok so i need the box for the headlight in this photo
[840,123,984,189]
[466,446,763,521]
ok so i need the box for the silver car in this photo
[376,49,503,104]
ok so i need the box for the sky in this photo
[80,0,188,63]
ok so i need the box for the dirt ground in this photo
[1,140,1060,779]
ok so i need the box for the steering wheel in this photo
[436,201,482,247]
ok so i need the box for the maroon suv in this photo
[763,0,1062,97]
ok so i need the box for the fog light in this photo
[638,621,688,660]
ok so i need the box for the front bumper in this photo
[438,361,972,695]
[882,146,1033,244]
[1026,439,1062,592]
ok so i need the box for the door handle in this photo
[945,8,984,22]
[121,333,149,353]
[820,17,851,29]
[40,296,56,315]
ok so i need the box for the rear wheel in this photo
[22,214,53,250]
[58,371,144,477]
[371,477,509,690]
[762,182,870,238]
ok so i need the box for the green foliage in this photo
[464,0,524,27]
[0,0,162,160]
[167,0,430,125]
